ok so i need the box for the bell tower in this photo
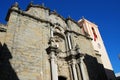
[78,18,116,80]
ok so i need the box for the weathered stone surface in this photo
[0,3,109,80]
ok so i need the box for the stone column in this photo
[50,26,53,37]
[49,25,58,80]
[71,59,78,80]
[76,64,82,80]
[50,51,58,80]
[67,33,72,50]
[79,57,89,80]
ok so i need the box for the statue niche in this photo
[52,26,66,58]
[53,33,66,54]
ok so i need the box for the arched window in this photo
[92,27,97,41]
[58,76,67,80]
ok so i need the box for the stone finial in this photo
[53,10,57,13]
[12,2,19,7]
[82,16,84,19]
[11,2,19,10]
[26,1,33,10]
[29,1,33,6]
[68,15,71,19]
[41,3,44,7]
[82,16,85,21]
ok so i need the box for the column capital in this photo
[75,44,85,59]
[46,46,58,54]
[71,58,77,65]
[69,50,77,59]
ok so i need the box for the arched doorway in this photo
[58,76,67,80]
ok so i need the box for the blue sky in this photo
[0,0,120,73]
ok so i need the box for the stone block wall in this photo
[0,24,6,45]
[0,2,107,80]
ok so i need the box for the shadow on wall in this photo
[83,54,112,80]
[105,68,117,80]
[116,76,120,80]
[0,42,19,80]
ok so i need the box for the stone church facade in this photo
[0,2,116,80]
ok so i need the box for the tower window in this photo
[92,27,97,41]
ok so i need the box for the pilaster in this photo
[47,46,58,80]
[79,57,89,80]
[75,45,89,80]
